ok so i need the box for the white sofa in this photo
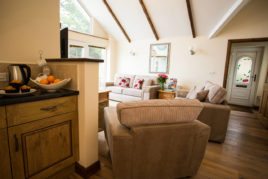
[105,74,160,102]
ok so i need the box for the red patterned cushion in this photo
[118,77,131,88]
[133,79,144,89]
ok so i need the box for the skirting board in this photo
[75,161,100,179]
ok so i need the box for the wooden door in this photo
[8,112,78,179]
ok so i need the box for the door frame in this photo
[223,37,268,88]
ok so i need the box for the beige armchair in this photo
[104,99,210,179]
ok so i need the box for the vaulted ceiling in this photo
[80,0,251,42]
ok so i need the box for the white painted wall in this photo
[0,0,60,63]
[114,0,268,91]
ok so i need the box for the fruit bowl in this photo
[30,78,71,92]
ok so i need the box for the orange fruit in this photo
[53,79,61,83]
[47,75,55,83]
[40,79,49,84]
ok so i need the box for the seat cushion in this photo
[204,81,227,104]
[122,88,143,97]
[117,99,203,128]
[107,86,123,94]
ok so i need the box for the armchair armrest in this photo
[142,85,160,99]
[105,82,115,87]
[104,107,133,178]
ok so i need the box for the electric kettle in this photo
[8,64,31,85]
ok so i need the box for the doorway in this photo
[223,38,268,109]
[226,47,263,106]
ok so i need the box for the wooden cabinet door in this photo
[8,112,78,179]
[0,129,12,179]
[0,106,6,128]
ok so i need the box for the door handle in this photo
[14,135,19,152]
[40,105,57,111]
[253,74,257,82]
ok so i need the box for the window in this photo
[88,46,107,89]
[60,0,91,34]
[88,46,106,59]
[69,45,84,58]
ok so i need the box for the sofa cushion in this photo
[204,81,227,104]
[114,74,135,87]
[107,86,123,94]
[117,99,203,128]
[134,75,154,88]
[118,77,131,88]
[122,88,143,97]
[186,85,207,101]
[196,90,209,102]
[133,78,144,89]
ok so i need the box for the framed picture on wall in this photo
[149,43,170,73]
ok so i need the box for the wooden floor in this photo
[70,110,268,179]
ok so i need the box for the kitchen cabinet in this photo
[0,106,12,179]
[0,128,12,179]
[1,95,79,179]
[0,106,6,128]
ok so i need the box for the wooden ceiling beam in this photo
[103,0,131,42]
[186,0,196,38]
[139,0,159,40]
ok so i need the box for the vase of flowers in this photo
[157,73,168,90]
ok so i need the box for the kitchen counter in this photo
[0,89,79,106]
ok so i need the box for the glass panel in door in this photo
[235,56,253,88]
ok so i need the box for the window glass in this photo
[88,46,106,59]
[69,45,84,58]
[60,0,91,34]
[235,56,252,86]
[88,46,107,89]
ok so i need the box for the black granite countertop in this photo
[46,58,104,63]
[0,89,79,106]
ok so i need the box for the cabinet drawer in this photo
[0,106,6,129]
[6,96,77,127]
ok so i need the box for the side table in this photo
[158,90,176,99]
[99,90,110,131]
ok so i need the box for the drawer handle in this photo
[14,135,19,152]
[40,105,57,111]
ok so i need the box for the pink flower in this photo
[158,73,168,79]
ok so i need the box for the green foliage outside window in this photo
[60,0,91,34]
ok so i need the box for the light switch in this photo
[0,72,8,82]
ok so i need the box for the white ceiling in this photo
[81,0,248,42]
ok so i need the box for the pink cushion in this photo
[133,79,144,89]
[118,77,131,88]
